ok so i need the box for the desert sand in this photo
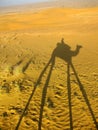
[0,5,98,130]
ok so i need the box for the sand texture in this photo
[0,6,98,130]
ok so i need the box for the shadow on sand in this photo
[15,38,98,130]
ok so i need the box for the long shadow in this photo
[67,63,73,130]
[38,58,55,130]
[70,62,98,129]
[15,38,98,130]
[15,56,53,130]
[52,38,98,129]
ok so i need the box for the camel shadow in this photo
[15,38,98,130]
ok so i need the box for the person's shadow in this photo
[15,38,98,130]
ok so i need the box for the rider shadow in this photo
[15,38,98,130]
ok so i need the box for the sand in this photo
[0,5,98,130]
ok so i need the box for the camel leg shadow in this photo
[15,57,53,130]
[38,58,55,130]
[67,63,73,130]
[70,62,98,129]
[15,57,98,130]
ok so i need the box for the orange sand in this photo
[0,6,98,130]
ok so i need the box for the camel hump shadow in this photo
[51,38,82,63]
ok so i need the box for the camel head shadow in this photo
[51,38,82,63]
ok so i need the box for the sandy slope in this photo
[0,6,98,130]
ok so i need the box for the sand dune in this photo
[0,7,98,33]
[0,6,98,130]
